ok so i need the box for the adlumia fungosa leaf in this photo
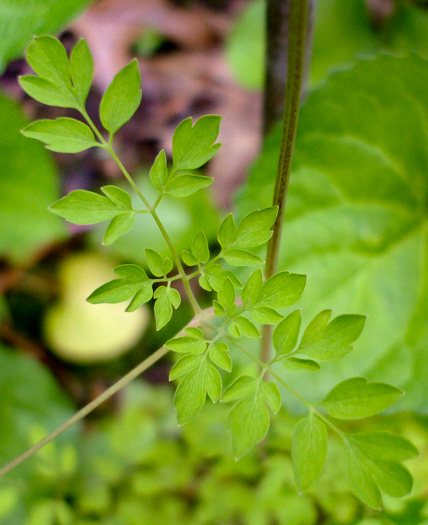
[70,38,94,107]
[273,309,302,357]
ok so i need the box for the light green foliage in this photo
[298,311,366,360]
[237,55,428,411]
[17,36,417,510]
[292,412,327,492]
[0,0,92,72]
[87,264,153,312]
[0,93,65,262]
[100,60,142,136]
[70,39,94,106]
[172,115,221,171]
[226,0,428,90]
[321,378,403,419]
[22,117,98,153]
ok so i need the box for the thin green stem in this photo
[0,306,215,478]
[261,0,311,364]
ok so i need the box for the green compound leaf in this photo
[173,355,222,424]
[172,115,221,171]
[49,189,119,224]
[233,207,277,248]
[100,185,133,209]
[241,269,263,307]
[343,433,415,509]
[145,248,172,277]
[165,335,207,355]
[165,174,214,197]
[22,117,98,153]
[103,212,135,245]
[347,432,418,462]
[251,306,283,325]
[70,38,94,107]
[282,358,320,372]
[229,387,270,459]
[221,375,257,403]
[191,230,210,264]
[321,377,403,419]
[209,342,232,372]
[273,309,302,357]
[217,278,236,316]
[87,264,152,308]
[201,263,241,292]
[100,59,142,135]
[217,213,236,249]
[260,271,306,309]
[222,248,264,266]
[149,149,169,190]
[260,381,281,414]
[19,75,75,108]
[182,250,198,267]
[298,310,366,360]
[292,413,328,492]
[235,316,261,339]
[27,35,72,92]
[153,286,181,330]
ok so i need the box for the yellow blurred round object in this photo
[45,254,149,363]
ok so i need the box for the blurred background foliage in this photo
[0,0,428,523]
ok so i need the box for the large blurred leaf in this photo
[91,177,220,263]
[226,0,428,90]
[0,93,66,262]
[0,344,74,473]
[237,55,428,411]
[0,0,92,71]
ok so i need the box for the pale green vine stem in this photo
[261,0,311,364]
[80,109,201,314]
[0,307,215,478]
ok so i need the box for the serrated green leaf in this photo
[322,378,403,419]
[273,309,302,357]
[218,213,236,249]
[172,115,221,171]
[165,336,206,355]
[235,316,261,338]
[168,287,181,308]
[27,36,72,92]
[191,229,210,263]
[292,413,328,492]
[145,248,167,277]
[344,439,382,509]
[260,382,281,414]
[348,432,418,462]
[233,207,277,248]
[101,186,132,209]
[100,59,142,135]
[209,342,232,372]
[222,375,257,403]
[149,150,169,190]
[49,190,119,224]
[22,117,98,153]
[299,311,366,360]
[217,278,236,315]
[153,286,174,330]
[103,212,135,245]
[229,389,270,458]
[206,363,222,403]
[251,306,284,325]
[242,269,263,307]
[282,357,320,371]
[223,248,264,266]
[114,264,149,281]
[203,264,238,292]
[19,76,75,108]
[260,271,306,309]
[70,38,94,106]
[165,174,213,197]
